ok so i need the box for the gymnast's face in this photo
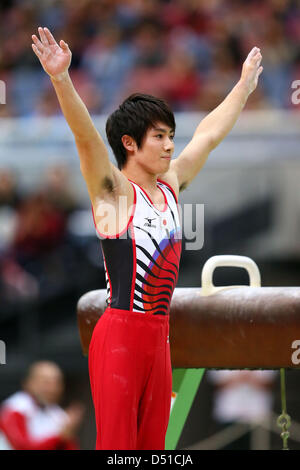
[141,123,175,173]
[123,122,175,175]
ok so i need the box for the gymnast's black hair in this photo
[106,93,176,170]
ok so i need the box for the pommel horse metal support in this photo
[76,255,300,450]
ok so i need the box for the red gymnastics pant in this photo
[88,307,172,450]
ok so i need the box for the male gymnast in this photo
[32,26,262,450]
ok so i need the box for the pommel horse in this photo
[77,255,300,449]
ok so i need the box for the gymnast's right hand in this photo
[31,27,72,80]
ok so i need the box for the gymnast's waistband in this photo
[104,307,169,322]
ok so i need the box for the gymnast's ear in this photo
[121,135,137,153]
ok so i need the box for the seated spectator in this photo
[0,360,84,450]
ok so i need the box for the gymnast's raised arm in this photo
[31,27,129,205]
[166,47,263,193]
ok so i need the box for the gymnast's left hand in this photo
[239,47,263,95]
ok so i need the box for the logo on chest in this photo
[144,217,157,228]
[143,217,168,229]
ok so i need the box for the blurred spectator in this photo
[12,164,79,260]
[81,23,136,112]
[10,175,75,298]
[33,86,62,117]
[13,191,66,260]
[0,168,38,301]
[0,162,104,304]
[192,44,240,111]
[41,164,79,216]
[0,168,20,253]
[0,168,20,209]
[259,17,296,108]
[162,50,201,111]
[33,70,103,116]
[0,256,38,302]
[0,164,105,300]
[207,370,277,450]
[0,360,84,450]
[132,19,166,67]
[0,0,298,116]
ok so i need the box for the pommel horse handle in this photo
[201,255,261,296]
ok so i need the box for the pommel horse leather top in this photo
[76,256,300,369]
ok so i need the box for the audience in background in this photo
[0,164,104,305]
[0,0,299,117]
[0,168,38,302]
